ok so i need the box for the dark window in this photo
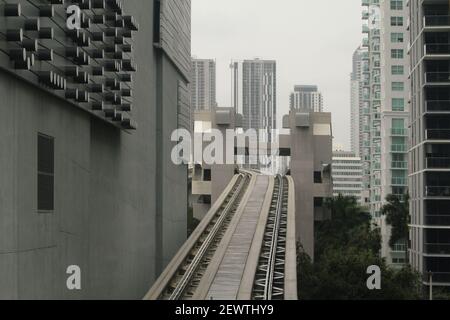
[198,195,211,205]
[204,169,211,182]
[314,171,322,184]
[314,197,324,208]
[153,0,161,43]
[38,133,54,211]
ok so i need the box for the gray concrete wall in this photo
[285,112,332,260]
[157,53,188,272]
[0,0,188,299]
[290,121,315,259]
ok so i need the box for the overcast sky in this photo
[192,0,362,150]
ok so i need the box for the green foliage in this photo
[297,195,422,300]
[381,194,410,249]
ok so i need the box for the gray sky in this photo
[192,0,362,150]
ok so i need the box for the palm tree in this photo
[381,194,410,264]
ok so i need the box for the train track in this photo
[251,175,288,300]
[158,172,251,300]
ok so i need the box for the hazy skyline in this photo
[192,0,362,150]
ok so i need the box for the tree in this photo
[297,195,422,300]
[381,194,410,264]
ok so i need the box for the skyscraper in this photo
[289,85,323,112]
[232,59,277,142]
[350,47,367,157]
[409,0,450,288]
[361,0,410,267]
[191,58,217,111]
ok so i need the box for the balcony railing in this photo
[392,177,407,186]
[425,72,450,84]
[391,144,407,152]
[362,11,369,20]
[425,243,450,255]
[424,15,450,28]
[362,38,369,47]
[426,100,450,112]
[425,44,450,55]
[423,272,450,284]
[425,215,450,226]
[392,161,408,169]
[426,186,450,197]
[426,129,450,140]
[426,157,450,169]
[391,128,407,136]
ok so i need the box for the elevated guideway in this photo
[144,171,297,300]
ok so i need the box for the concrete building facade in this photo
[190,58,217,111]
[0,0,191,299]
[289,85,324,113]
[409,0,450,287]
[282,111,333,260]
[191,108,242,221]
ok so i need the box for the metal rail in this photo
[251,175,288,300]
[158,172,251,300]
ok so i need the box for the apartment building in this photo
[409,0,450,287]
[231,59,277,142]
[290,85,324,113]
[191,58,217,111]
[332,151,364,203]
[351,47,367,157]
[361,0,410,266]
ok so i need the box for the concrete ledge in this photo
[193,170,258,300]
[144,174,240,300]
[237,176,275,300]
[285,175,298,300]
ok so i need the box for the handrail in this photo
[284,175,298,300]
[144,173,244,300]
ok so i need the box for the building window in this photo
[38,133,54,212]
[153,0,161,43]
[392,98,405,111]
[390,0,403,10]
[314,197,324,208]
[314,171,323,184]
[391,49,404,59]
[203,169,211,182]
[392,65,404,75]
[391,32,404,43]
[391,16,404,26]
[392,82,404,91]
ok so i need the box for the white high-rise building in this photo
[231,59,277,172]
[289,85,323,112]
[332,151,364,203]
[231,59,277,142]
[191,58,217,111]
[361,0,410,267]
[350,47,367,157]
